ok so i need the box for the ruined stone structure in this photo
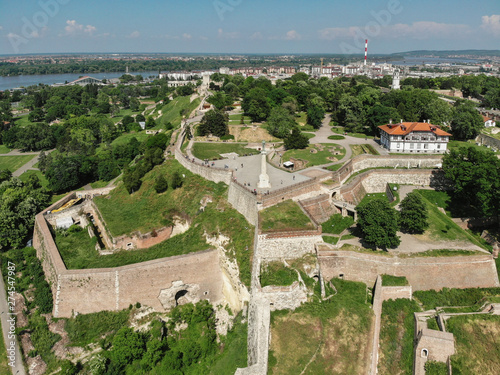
[33,195,248,318]
[476,133,500,152]
[413,329,454,375]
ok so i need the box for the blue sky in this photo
[0,0,499,54]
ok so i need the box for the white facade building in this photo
[379,122,451,154]
[482,115,496,127]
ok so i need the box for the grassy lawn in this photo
[416,189,477,218]
[268,279,373,375]
[350,144,380,157]
[322,214,354,235]
[108,108,141,124]
[323,235,339,245]
[448,140,499,154]
[110,132,151,147]
[447,315,500,374]
[381,275,409,286]
[0,324,11,375]
[90,180,110,189]
[324,163,343,171]
[283,143,345,168]
[0,154,36,172]
[413,287,500,311]
[14,114,35,127]
[378,298,421,375]
[259,200,315,232]
[331,126,374,139]
[191,143,259,160]
[0,145,11,154]
[358,193,389,207]
[302,132,316,139]
[260,261,298,287]
[328,135,345,140]
[414,190,487,248]
[157,96,201,129]
[19,169,49,188]
[81,160,253,286]
[228,114,252,124]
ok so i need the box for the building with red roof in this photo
[378,121,451,153]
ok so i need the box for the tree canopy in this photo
[399,191,429,234]
[442,146,500,217]
[356,198,400,250]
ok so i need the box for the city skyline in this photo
[0,0,499,55]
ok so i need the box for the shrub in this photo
[154,175,168,193]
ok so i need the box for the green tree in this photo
[171,171,183,189]
[198,110,228,138]
[450,101,483,140]
[154,174,168,194]
[356,198,400,250]
[306,105,325,129]
[242,88,271,122]
[284,127,309,150]
[110,327,146,369]
[207,92,233,111]
[442,146,500,217]
[267,107,297,139]
[399,192,429,234]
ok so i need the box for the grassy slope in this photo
[0,155,36,172]
[61,159,253,286]
[18,169,49,188]
[0,145,11,154]
[157,96,201,129]
[447,315,500,374]
[378,299,421,375]
[191,143,259,160]
[259,200,314,232]
[283,143,346,167]
[269,279,373,375]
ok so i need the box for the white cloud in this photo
[285,30,301,40]
[218,28,240,39]
[64,20,97,36]
[128,31,140,38]
[319,21,471,41]
[250,32,263,40]
[0,26,3,30]
[481,14,500,36]
[182,33,192,40]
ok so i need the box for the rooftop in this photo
[379,122,451,137]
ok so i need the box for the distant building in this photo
[391,69,401,90]
[67,76,104,86]
[379,121,451,153]
[482,115,496,127]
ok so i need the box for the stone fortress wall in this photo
[33,192,247,318]
[318,250,500,291]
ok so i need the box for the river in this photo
[0,71,160,91]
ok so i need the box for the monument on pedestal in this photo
[257,141,271,189]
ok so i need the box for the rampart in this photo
[258,177,324,208]
[33,197,232,318]
[256,236,322,260]
[175,148,232,185]
[318,250,500,291]
[228,181,259,226]
[340,169,450,204]
[476,133,500,151]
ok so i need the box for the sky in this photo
[0,0,499,55]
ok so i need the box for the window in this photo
[410,143,414,149]
[437,145,440,149]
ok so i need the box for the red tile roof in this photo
[379,122,451,137]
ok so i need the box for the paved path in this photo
[0,272,26,375]
[0,149,55,178]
